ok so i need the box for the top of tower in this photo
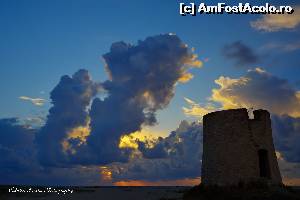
[203,108,270,121]
[252,109,270,121]
[203,108,248,120]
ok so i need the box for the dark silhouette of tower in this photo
[202,108,282,186]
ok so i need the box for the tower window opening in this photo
[258,149,271,178]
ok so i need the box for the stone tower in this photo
[201,108,282,186]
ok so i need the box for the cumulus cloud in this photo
[19,96,46,106]
[210,68,300,117]
[0,118,63,185]
[0,118,36,172]
[272,115,300,163]
[106,121,202,182]
[276,151,300,186]
[184,68,300,119]
[0,116,106,186]
[36,69,99,166]
[30,34,202,168]
[251,7,300,32]
[0,118,40,185]
[84,34,202,165]
[222,41,260,68]
[0,34,204,185]
[183,68,300,166]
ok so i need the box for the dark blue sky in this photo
[1,0,299,134]
[0,0,300,186]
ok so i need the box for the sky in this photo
[0,0,300,186]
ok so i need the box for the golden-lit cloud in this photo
[107,121,202,184]
[119,134,139,149]
[178,53,203,84]
[183,75,249,119]
[211,76,250,109]
[184,68,300,119]
[211,68,300,117]
[182,97,217,119]
[114,177,201,186]
[19,96,46,106]
[119,128,160,149]
[178,73,194,83]
[62,118,91,154]
[251,6,300,32]
[185,53,203,68]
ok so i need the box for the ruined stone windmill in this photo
[201,108,282,186]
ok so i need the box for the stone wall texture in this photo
[201,108,282,186]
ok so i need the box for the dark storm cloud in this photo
[0,34,202,185]
[0,118,43,185]
[0,118,36,173]
[137,137,168,159]
[0,118,35,148]
[26,34,199,166]
[36,69,99,166]
[211,68,300,117]
[222,41,260,68]
[272,115,300,163]
[108,121,202,181]
[0,118,105,185]
[84,34,201,164]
